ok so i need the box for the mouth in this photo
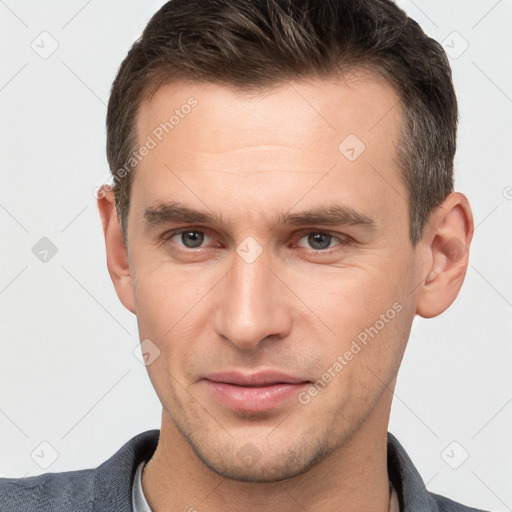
[202,371,311,413]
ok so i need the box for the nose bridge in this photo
[213,247,291,350]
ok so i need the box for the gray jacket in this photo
[0,430,490,511]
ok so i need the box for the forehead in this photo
[130,72,406,232]
[136,71,402,159]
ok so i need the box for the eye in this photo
[162,228,350,253]
[295,231,347,251]
[164,229,213,249]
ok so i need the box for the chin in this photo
[188,433,338,483]
[199,454,313,483]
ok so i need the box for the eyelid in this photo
[163,227,215,238]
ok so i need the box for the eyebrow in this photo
[143,201,376,230]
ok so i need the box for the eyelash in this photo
[161,228,351,253]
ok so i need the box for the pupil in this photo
[309,233,331,250]
[182,231,204,248]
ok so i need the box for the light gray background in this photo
[1,0,511,509]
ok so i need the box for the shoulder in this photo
[0,430,160,512]
[0,469,95,512]
[387,432,495,512]
[430,492,494,512]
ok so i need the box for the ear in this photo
[416,192,474,318]
[97,184,136,314]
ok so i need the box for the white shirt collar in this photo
[132,460,153,512]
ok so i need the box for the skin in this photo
[98,71,473,511]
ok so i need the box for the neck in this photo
[142,389,393,512]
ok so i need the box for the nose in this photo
[213,247,293,351]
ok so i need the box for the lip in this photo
[203,371,310,412]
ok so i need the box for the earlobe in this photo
[416,192,474,319]
[97,184,136,314]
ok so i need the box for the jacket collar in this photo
[92,429,160,512]
[387,431,439,512]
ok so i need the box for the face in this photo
[124,73,423,481]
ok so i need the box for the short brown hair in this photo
[106,0,457,246]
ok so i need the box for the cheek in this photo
[131,255,210,337]
[130,258,223,395]
[298,265,403,336]
[298,261,414,387]
[130,263,210,404]
[302,296,413,426]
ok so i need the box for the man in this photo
[0,0,489,511]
